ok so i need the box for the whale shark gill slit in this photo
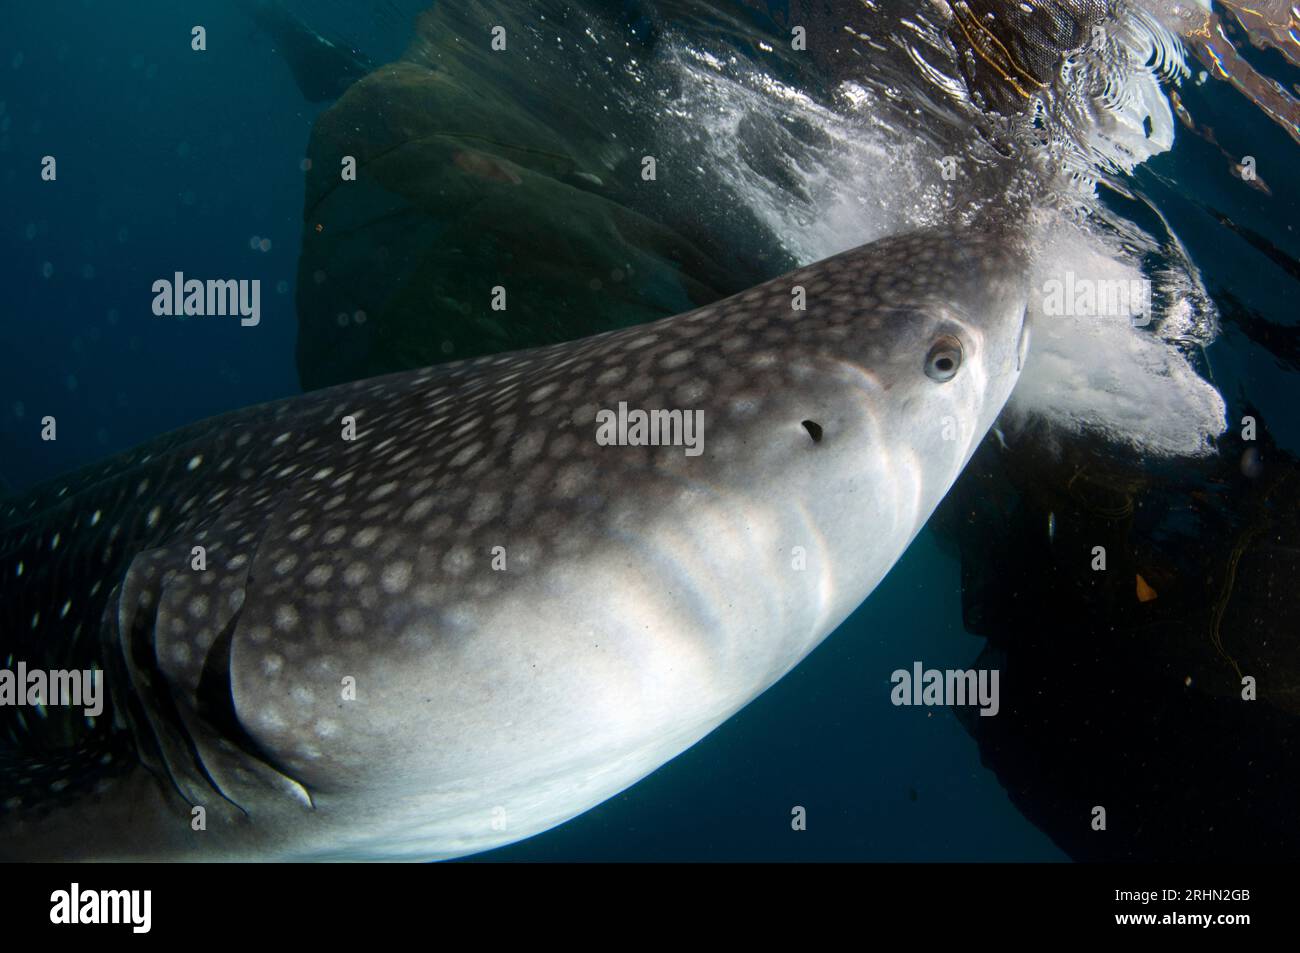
[107,515,315,819]
[194,610,313,810]
[116,576,234,811]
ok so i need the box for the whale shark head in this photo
[0,225,1030,861]
[797,226,1032,533]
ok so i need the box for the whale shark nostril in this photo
[801,420,824,443]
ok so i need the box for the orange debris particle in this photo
[1136,574,1158,603]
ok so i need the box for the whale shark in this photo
[0,224,1030,860]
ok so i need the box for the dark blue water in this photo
[1,0,1294,861]
[2,0,323,485]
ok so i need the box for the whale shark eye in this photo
[924,335,963,382]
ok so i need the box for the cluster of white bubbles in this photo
[650,4,1224,458]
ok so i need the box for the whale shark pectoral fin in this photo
[107,507,314,822]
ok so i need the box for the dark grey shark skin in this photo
[235,0,374,102]
[0,226,1029,860]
